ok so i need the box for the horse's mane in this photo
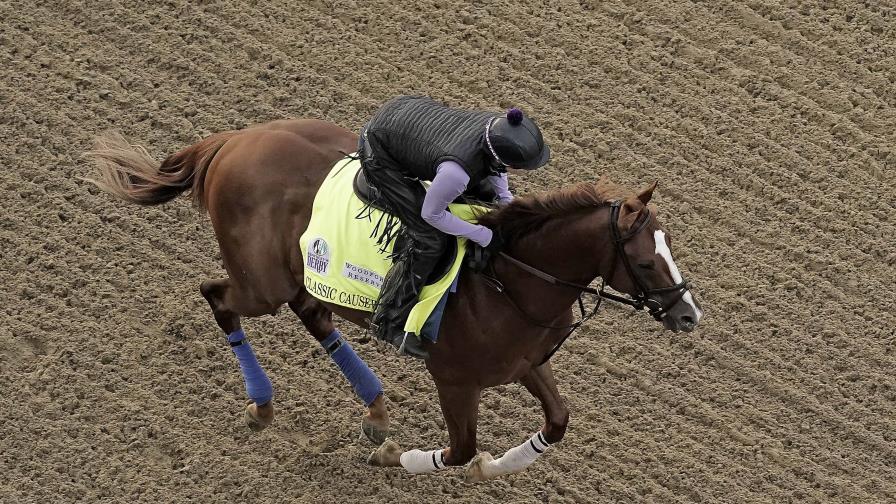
[478,178,628,242]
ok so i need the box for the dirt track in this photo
[2,1,895,502]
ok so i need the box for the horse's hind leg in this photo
[288,290,389,443]
[200,278,276,431]
[466,362,567,482]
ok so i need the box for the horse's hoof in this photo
[367,439,402,467]
[245,402,274,432]
[361,415,389,445]
[465,452,495,483]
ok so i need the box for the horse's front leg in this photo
[369,383,481,473]
[466,362,568,482]
[288,293,389,443]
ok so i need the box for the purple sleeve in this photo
[487,173,513,205]
[421,161,493,246]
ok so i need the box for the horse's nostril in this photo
[681,315,695,327]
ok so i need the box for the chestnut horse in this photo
[86,119,702,481]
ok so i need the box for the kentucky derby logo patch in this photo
[307,237,331,275]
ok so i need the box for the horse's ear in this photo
[619,198,647,230]
[620,180,657,217]
[637,181,658,205]
[620,199,639,216]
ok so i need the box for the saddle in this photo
[352,169,463,284]
[352,168,387,212]
[301,156,486,340]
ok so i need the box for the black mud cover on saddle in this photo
[353,169,498,284]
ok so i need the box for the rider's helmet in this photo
[484,108,551,170]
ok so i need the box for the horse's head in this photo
[602,182,703,333]
[478,179,703,333]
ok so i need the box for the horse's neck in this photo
[497,207,612,319]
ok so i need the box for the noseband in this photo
[485,201,692,363]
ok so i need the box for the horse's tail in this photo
[83,130,236,209]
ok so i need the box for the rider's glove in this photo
[466,228,504,273]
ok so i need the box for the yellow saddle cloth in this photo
[299,156,485,338]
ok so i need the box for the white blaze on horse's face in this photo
[653,230,703,322]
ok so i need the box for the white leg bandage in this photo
[399,449,446,474]
[490,431,551,476]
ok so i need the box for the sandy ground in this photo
[2,0,895,502]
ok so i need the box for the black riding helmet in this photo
[484,108,551,170]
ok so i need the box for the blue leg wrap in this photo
[321,330,383,406]
[228,329,274,405]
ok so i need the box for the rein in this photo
[482,201,691,364]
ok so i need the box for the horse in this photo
[85,118,703,481]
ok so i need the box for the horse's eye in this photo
[638,262,655,270]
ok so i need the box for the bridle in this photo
[481,201,691,363]
[605,201,690,320]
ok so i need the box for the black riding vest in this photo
[363,95,497,187]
